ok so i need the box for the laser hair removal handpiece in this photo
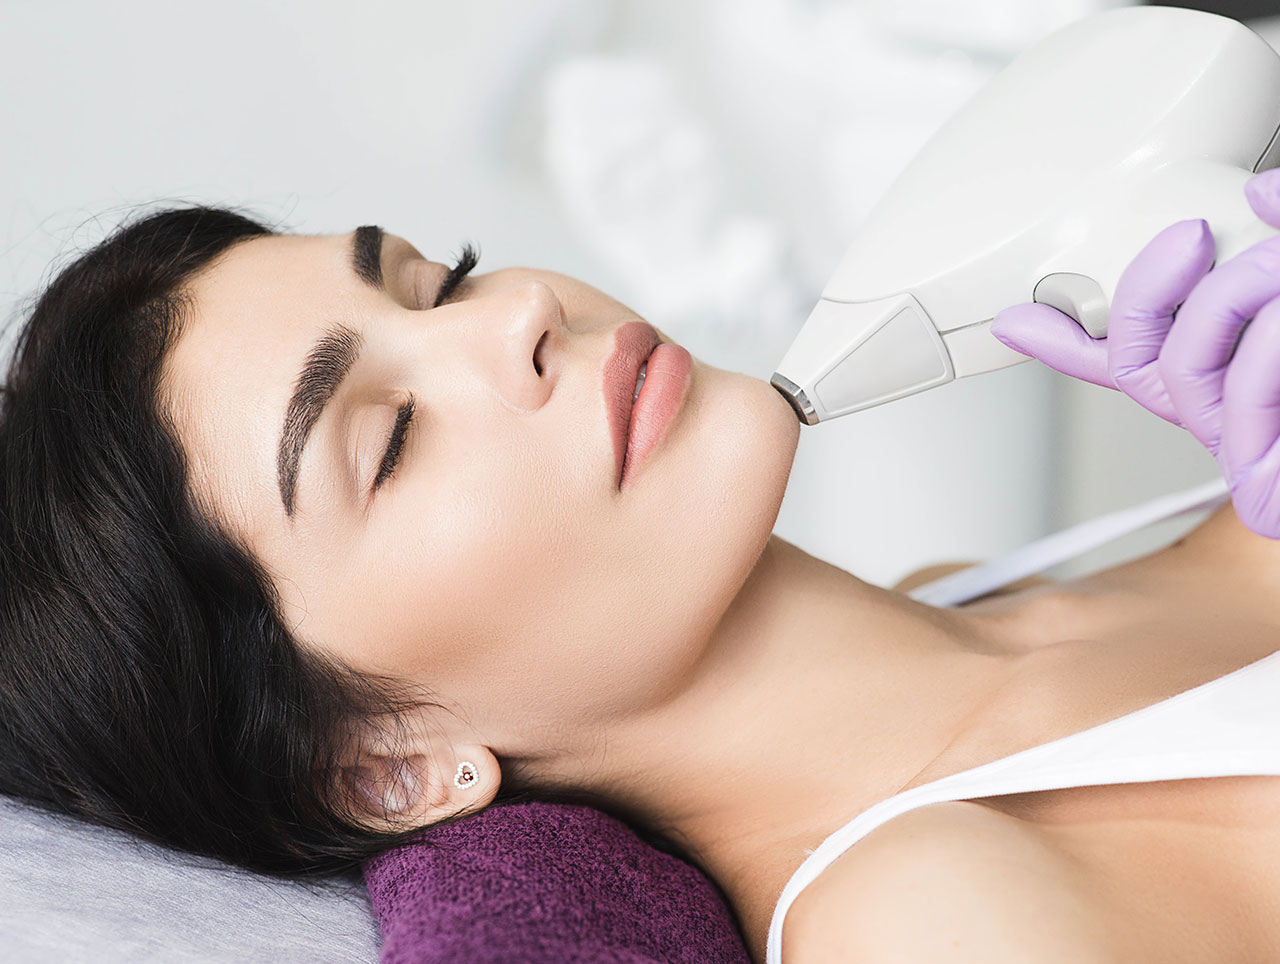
[771,5,1280,426]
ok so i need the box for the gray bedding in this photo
[0,795,381,963]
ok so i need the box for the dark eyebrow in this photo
[352,225,385,289]
[276,227,385,516]
[277,324,364,517]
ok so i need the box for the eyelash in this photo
[373,395,415,490]
[430,241,480,308]
[372,243,480,492]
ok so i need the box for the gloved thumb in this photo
[991,302,1116,390]
[1244,167,1280,228]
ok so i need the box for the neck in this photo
[556,534,1022,957]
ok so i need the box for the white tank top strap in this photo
[906,477,1229,608]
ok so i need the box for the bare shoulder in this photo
[1175,497,1280,587]
[781,801,1120,963]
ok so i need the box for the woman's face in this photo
[160,229,800,757]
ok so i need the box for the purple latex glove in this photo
[990,168,1280,539]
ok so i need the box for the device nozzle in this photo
[772,295,955,423]
[769,373,819,425]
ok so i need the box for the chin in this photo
[669,362,798,572]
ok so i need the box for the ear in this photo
[342,741,501,832]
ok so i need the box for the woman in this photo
[2,200,1279,964]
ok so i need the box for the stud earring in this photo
[453,760,479,789]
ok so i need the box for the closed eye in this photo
[373,395,414,491]
[372,243,479,493]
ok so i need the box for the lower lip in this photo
[621,343,693,490]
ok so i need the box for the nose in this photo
[464,278,566,414]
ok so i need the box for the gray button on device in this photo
[1033,272,1110,338]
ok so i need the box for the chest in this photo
[968,775,1280,962]
[883,578,1280,960]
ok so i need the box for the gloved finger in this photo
[1158,233,1280,455]
[992,302,1115,388]
[1220,294,1280,471]
[1107,219,1214,427]
[1226,466,1280,539]
[1244,168,1280,229]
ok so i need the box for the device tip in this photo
[770,373,819,425]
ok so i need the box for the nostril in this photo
[533,331,548,377]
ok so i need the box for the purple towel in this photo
[362,800,752,964]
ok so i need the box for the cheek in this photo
[353,427,600,685]
[357,450,638,733]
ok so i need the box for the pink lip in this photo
[620,342,692,490]
[604,321,661,488]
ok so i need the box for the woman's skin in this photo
[158,229,1280,961]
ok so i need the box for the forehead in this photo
[181,232,359,364]
[158,232,356,536]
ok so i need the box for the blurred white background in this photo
[2,0,1273,588]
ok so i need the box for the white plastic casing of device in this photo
[771,6,1280,425]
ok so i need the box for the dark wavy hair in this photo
[0,205,683,888]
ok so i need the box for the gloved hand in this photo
[989,167,1280,539]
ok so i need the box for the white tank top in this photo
[764,478,1280,964]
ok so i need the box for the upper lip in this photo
[604,321,662,487]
